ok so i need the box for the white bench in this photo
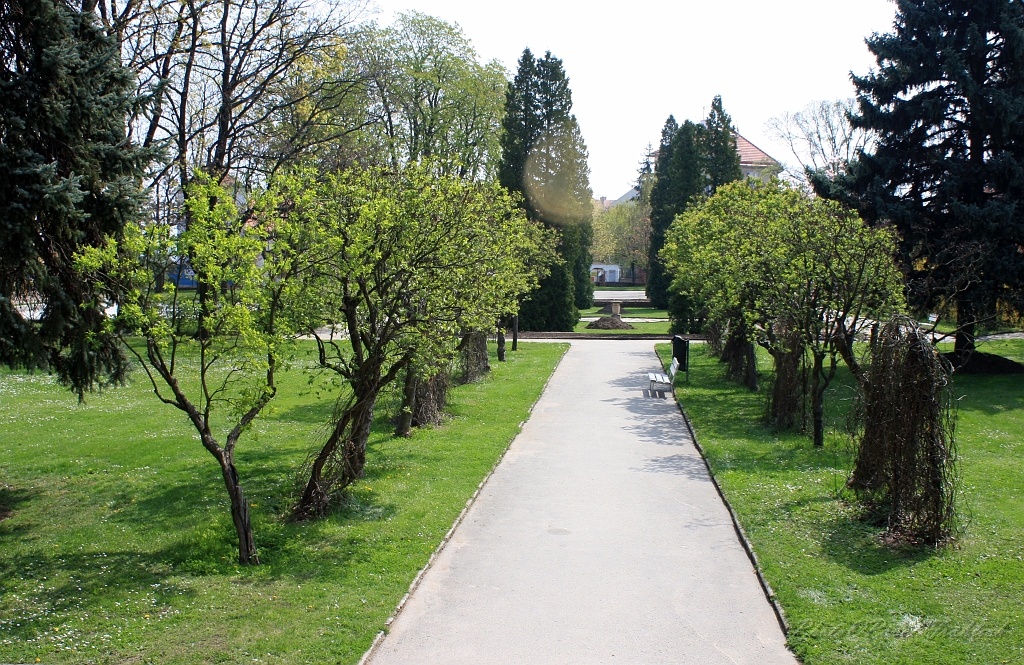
[649,357,679,392]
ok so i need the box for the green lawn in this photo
[657,341,1024,664]
[0,341,567,664]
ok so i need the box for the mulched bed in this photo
[944,350,1024,375]
[586,316,635,330]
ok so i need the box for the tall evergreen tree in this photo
[813,0,1024,353]
[646,116,679,308]
[659,121,707,318]
[648,98,742,310]
[499,49,592,330]
[498,49,541,193]
[0,0,146,396]
[703,95,742,190]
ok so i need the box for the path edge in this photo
[356,342,572,665]
[653,348,792,639]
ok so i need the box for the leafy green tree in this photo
[81,175,309,564]
[813,0,1024,353]
[285,162,555,517]
[663,179,903,447]
[499,49,593,330]
[352,12,508,178]
[516,259,575,331]
[592,197,651,272]
[0,0,146,397]
[346,14,518,425]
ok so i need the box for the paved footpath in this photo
[367,340,797,665]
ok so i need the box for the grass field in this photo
[657,340,1024,664]
[0,342,567,665]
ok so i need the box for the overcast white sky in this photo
[370,0,898,199]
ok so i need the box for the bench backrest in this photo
[669,357,679,379]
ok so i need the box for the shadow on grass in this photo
[818,508,938,575]
[953,374,1024,415]
[271,394,340,425]
[0,547,202,642]
[0,485,33,518]
[0,485,35,542]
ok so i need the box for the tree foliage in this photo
[352,11,507,178]
[281,162,556,517]
[663,178,904,446]
[80,174,309,564]
[0,0,147,396]
[814,0,1024,353]
[592,197,651,273]
[647,96,741,309]
[499,48,593,330]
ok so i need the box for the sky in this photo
[369,0,899,199]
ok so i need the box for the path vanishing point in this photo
[365,339,798,665]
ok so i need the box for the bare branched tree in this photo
[766,99,874,185]
[94,0,370,207]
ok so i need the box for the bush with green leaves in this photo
[662,178,904,446]
[273,162,555,517]
[79,174,313,564]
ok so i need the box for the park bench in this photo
[649,357,679,392]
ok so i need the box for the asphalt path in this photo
[366,339,797,665]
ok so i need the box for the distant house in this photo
[608,133,780,202]
[590,263,621,284]
[593,187,640,214]
[736,133,780,181]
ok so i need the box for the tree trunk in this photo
[766,335,803,431]
[811,352,825,447]
[705,320,724,357]
[497,325,506,362]
[460,332,490,383]
[412,371,449,427]
[744,341,759,392]
[955,298,975,353]
[219,453,257,565]
[295,390,378,519]
[511,315,518,351]
[395,367,417,437]
[721,322,757,392]
[721,325,746,379]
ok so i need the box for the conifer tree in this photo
[646,116,679,308]
[499,49,593,330]
[703,95,742,190]
[814,0,1024,353]
[648,98,742,310]
[0,0,146,396]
